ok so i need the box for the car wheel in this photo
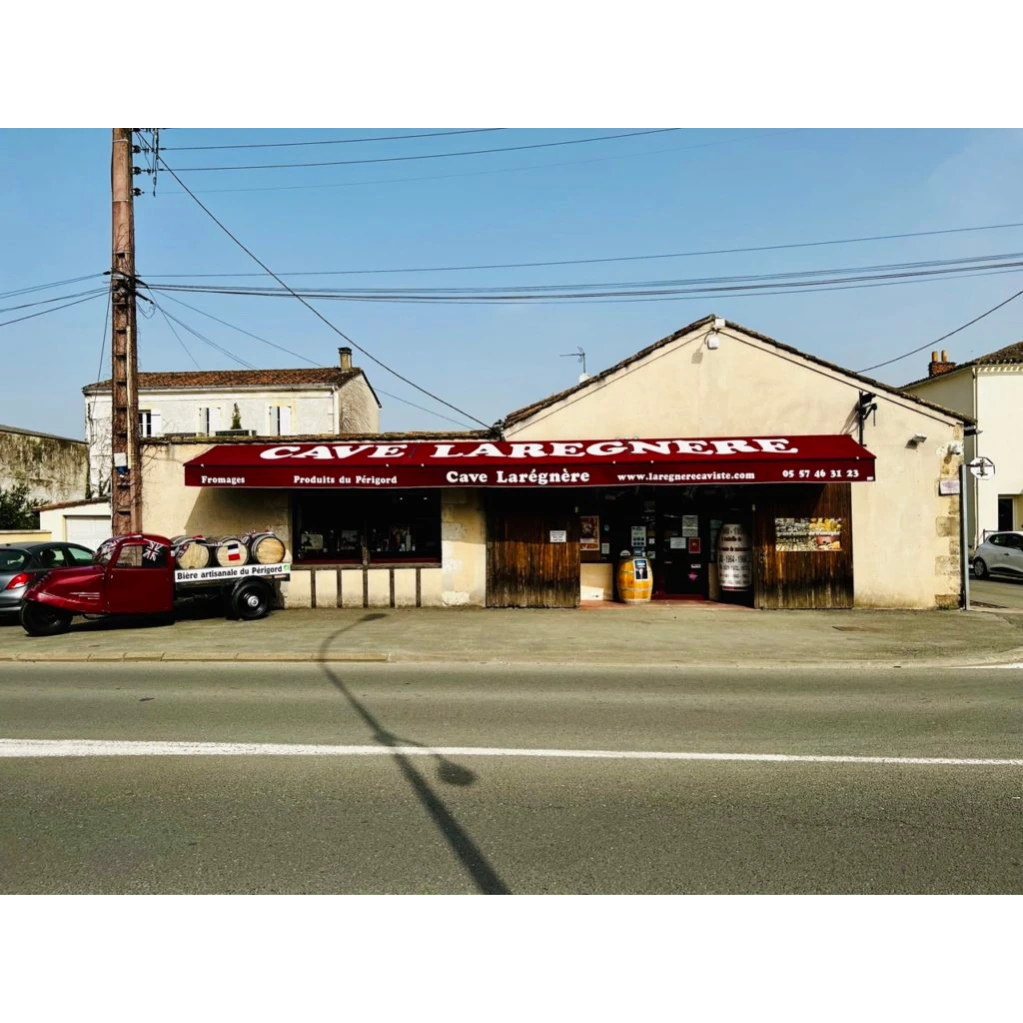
[20,601,73,637]
[973,558,988,579]
[230,580,270,621]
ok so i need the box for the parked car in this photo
[19,533,290,636]
[972,531,1023,580]
[0,542,95,617]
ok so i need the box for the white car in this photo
[972,532,1023,580]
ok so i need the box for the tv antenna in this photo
[560,346,589,382]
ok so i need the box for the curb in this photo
[2,649,1023,669]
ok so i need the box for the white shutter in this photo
[279,405,293,435]
[212,406,223,433]
[150,411,162,437]
[267,404,275,435]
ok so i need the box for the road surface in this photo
[1,662,1021,893]
[972,576,1023,610]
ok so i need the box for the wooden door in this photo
[486,493,580,607]
[754,484,854,609]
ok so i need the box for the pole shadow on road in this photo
[317,614,510,895]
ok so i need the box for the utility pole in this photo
[110,128,142,535]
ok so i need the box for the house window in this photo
[268,405,293,436]
[138,410,161,438]
[199,406,221,435]
[293,490,441,565]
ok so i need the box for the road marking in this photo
[0,738,1021,766]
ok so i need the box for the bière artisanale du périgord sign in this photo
[184,435,876,489]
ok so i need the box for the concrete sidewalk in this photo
[2,603,1023,667]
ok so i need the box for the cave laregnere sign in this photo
[185,435,877,489]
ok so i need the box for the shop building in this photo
[140,316,969,610]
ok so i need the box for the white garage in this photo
[37,499,112,550]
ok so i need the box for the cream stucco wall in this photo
[140,439,471,608]
[339,376,381,434]
[975,369,1023,537]
[505,322,964,608]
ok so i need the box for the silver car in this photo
[0,542,96,615]
[972,531,1023,580]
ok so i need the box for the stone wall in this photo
[0,427,88,508]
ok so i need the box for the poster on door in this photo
[580,515,600,552]
[775,517,843,552]
[682,515,699,537]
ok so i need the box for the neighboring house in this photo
[36,498,115,549]
[902,344,1023,546]
[82,346,381,501]
[0,424,88,508]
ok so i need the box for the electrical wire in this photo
[143,251,1023,304]
[0,292,106,329]
[148,218,1023,279]
[858,285,1023,373]
[159,130,798,196]
[0,272,103,298]
[171,129,682,172]
[150,295,202,369]
[155,304,256,369]
[0,287,109,317]
[162,129,506,152]
[150,291,478,430]
[157,156,491,429]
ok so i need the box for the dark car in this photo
[0,542,96,616]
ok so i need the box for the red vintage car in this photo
[19,533,290,637]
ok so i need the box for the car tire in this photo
[973,558,988,579]
[230,580,271,621]
[20,601,73,637]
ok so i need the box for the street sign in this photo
[968,456,996,479]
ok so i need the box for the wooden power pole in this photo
[110,128,142,535]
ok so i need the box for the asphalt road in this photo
[972,575,1023,610]
[2,662,1022,894]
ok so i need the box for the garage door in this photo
[66,516,112,550]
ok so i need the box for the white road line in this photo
[0,738,1020,766]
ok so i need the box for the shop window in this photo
[293,490,441,565]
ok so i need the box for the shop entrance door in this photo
[486,493,580,607]
[655,509,708,598]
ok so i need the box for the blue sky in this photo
[2,128,1022,439]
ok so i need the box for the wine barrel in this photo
[171,535,210,570]
[616,553,653,603]
[245,531,286,565]
[212,535,250,568]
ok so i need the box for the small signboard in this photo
[969,456,996,479]
[688,537,702,554]
[682,515,699,537]
[549,530,567,544]
[631,525,647,548]
[939,478,960,496]
[669,536,686,549]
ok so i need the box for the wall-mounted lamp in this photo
[908,433,927,447]
[707,317,725,349]
[947,440,963,456]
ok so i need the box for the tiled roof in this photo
[83,367,362,394]
[146,429,495,444]
[500,314,972,428]
[901,340,1023,390]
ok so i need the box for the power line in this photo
[150,295,202,370]
[160,130,797,196]
[157,156,491,429]
[171,129,682,172]
[162,129,506,152]
[144,251,1023,304]
[0,292,105,329]
[148,218,1023,280]
[0,286,109,317]
[154,303,256,369]
[0,273,105,301]
[858,285,1023,374]
[153,287,479,431]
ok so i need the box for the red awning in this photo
[184,435,875,489]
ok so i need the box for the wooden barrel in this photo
[245,531,286,565]
[616,554,653,603]
[718,523,752,592]
[171,535,210,570]
[212,535,250,568]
